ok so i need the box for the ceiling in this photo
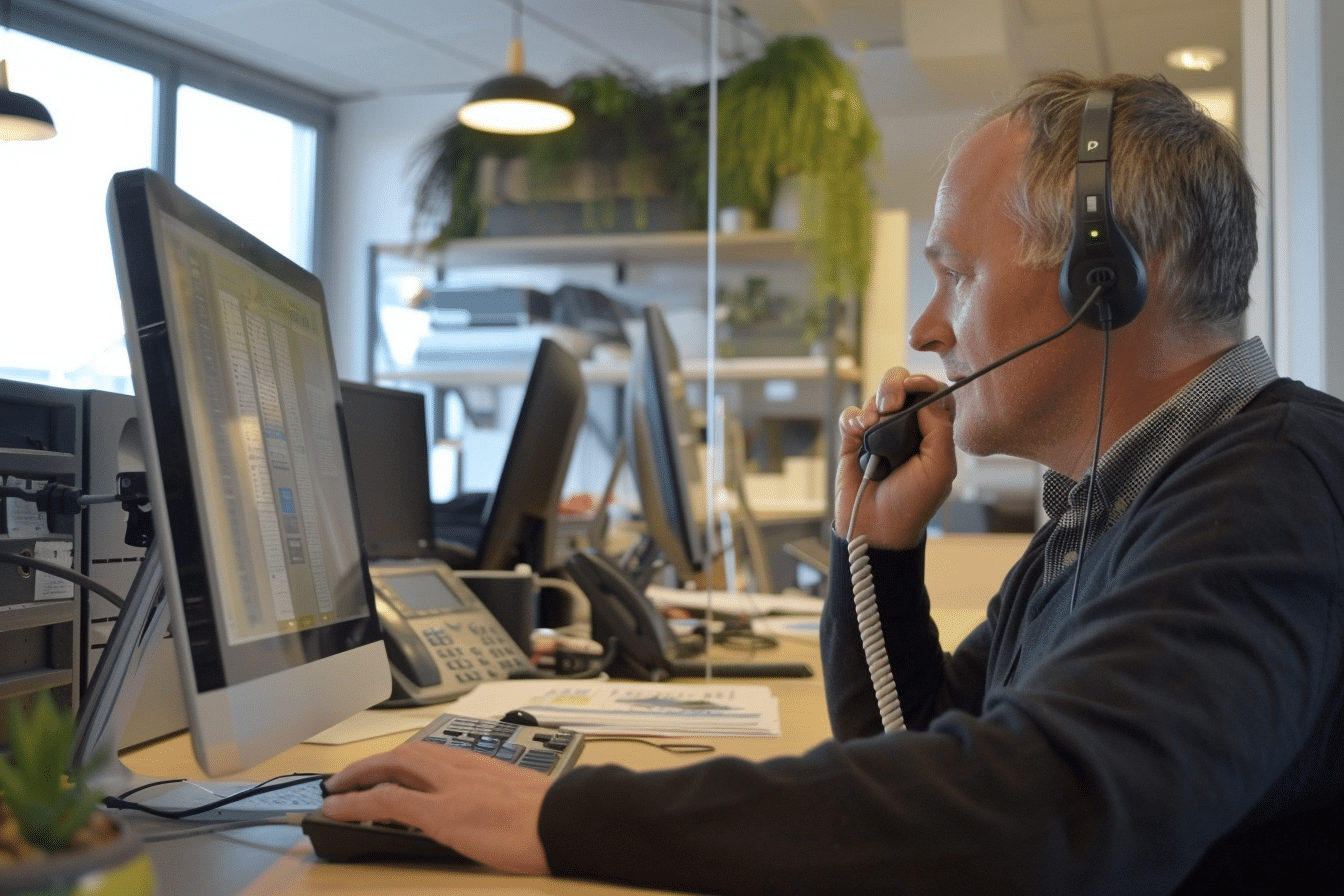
[53,0,1242,217]
[57,0,1242,119]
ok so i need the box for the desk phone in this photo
[370,560,533,706]
[303,712,585,863]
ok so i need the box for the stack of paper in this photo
[447,679,781,737]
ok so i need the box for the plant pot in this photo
[0,814,154,896]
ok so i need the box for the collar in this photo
[1040,336,1279,582]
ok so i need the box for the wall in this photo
[326,91,467,380]
[1243,0,1344,398]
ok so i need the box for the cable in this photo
[1068,309,1113,613]
[846,470,904,732]
[0,551,126,609]
[103,774,326,820]
[584,737,714,754]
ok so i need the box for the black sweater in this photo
[539,379,1344,895]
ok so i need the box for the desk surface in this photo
[122,532,1030,895]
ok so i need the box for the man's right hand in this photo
[834,368,956,550]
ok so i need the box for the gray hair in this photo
[976,72,1257,336]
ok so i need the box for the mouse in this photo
[500,709,540,727]
[857,391,934,482]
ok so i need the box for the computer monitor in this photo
[624,304,707,580]
[339,381,434,561]
[474,337,586,573]
[104,168,389,777]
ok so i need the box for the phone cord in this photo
[848,534,905,731]
[846,470,905,733]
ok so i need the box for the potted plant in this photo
[718,35,880,305]
[0,691,154,896]
[408,35,880,307]
[412,70,704,242]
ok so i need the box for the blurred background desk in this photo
[121,532,1030,896]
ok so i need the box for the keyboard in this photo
[302,712,585,864]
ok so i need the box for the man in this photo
[321,72,1344,894]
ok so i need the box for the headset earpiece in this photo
[1059,89,1148,331]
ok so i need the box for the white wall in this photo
[1243,0,1344,398]
[326,91,467,379]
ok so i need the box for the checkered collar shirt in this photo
[1040,337,1280,584]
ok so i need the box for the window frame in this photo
[7,0,336,284]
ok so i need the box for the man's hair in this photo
[979,72,1257,335]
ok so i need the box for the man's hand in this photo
[834,369,956,550]
[319,741,553,875]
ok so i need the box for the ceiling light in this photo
[458,1,573,136]
[1165,46,1227,72]
[0,59,55,140]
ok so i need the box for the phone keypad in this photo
[416,621,531,685]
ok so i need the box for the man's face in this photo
[911,116,1094,466]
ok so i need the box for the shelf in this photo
[376,229,808,267]
[0,600,76,632]
[379,353,861,388]
[0,667,73,702]
[0,447,77,479]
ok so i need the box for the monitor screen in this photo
[625,304,707,579]
[474,337,586,574]
[340,381,434,561]
[108,168,389,776]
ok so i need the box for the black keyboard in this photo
[302,712,584,864]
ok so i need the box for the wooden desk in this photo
[121,532,1030,895]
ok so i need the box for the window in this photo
[176,86,317,269]
[0,31,153,391]
[0,4,330,393]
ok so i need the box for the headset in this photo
[849,87,1150,732]
[1059,88,1148,330]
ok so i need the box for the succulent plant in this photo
[0,690,106,858]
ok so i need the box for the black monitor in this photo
[101,168,389,778]
[339,381,434,561]
[474,337,586,573]
[624,304,707,580]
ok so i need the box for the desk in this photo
[121,533,1030,895]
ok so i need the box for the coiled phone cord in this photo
[846,466,905,732]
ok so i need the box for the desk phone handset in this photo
[370,561,533,707]
[857,391,934,482]
[565,550,814,680]
[565,549,680,681]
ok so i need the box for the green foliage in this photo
[0,691,105,855]
[525,70,697,231]
[409,36,880,302]
[718,35,880,302]
[410,123,530,243]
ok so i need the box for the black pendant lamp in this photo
[457,0,573,135]
[0,58,54,140]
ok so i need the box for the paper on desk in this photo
[305,707,442,745]
[752,615,821,641]
[447,679,781,737]
[645,583,823,617]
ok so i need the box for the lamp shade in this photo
[0,61,55,141]
[458,72,574,135]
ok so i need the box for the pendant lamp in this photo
[457,0,573,135]
[0,59,54,141]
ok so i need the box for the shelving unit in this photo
[367,229,860,534]
[0,380,82,720]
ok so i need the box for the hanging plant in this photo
[409,123,530,245]
[523,70,690,231]
[718,35,880,302]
